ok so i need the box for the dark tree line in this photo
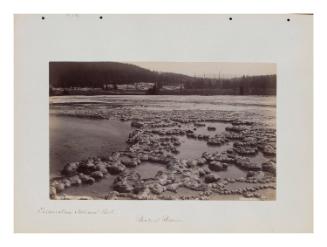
[183,75,276,90]
[50,62,276,94]
[50,62,156,88]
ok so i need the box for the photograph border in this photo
[14,14,313,233]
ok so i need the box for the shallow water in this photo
[63,173,116,198]
[248,152,270,164]
[135,162,166,179]
[50,115,131,177]
[188,122,233,136]
[61,163,166,198]
[209,152,269,179]
[211,165,247,179]
[176,136,233,160]
[50,95,276,110]
[50,95,276,128]
[225,182,259,190]
[50,95,276,199]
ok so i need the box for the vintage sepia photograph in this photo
[49,61,277,200]
[14,13,313,233]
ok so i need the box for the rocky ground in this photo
[50,106,276,200]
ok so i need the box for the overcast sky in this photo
[130,62,276,78]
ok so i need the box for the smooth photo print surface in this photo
[49,61,277,200]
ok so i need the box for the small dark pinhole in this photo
[287,18,290,22]
[99,16,103,20]
[229,17,232,21]
[41,16,45,20]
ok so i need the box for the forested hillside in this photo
[50,62,276,95]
